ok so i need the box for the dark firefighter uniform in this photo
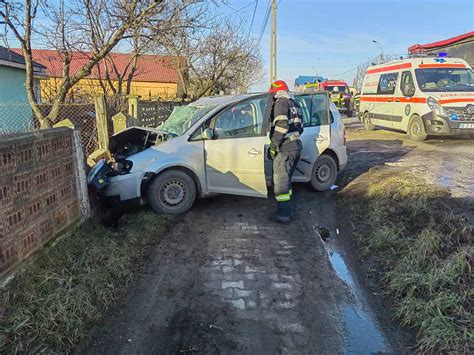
[268,80,303,224]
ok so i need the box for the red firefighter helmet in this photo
[268,80,289,93]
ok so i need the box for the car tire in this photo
[408,115,428,141]
[310,154,338,192]
[147,170,196,214]
[363,112,375,131]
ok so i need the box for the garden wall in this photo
[0,127,88,277]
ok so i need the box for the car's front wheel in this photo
[147,170,196,214]
[408,115,428,141]
[310,154,338,191]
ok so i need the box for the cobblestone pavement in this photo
[80,194,352,354]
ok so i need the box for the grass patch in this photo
[1,209,169,354]
[340,167,473,353]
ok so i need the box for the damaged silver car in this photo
[87,92,347,215]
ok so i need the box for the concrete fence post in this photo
[73,129,91,219]
[127,95,140,119]
[94,95,109,151]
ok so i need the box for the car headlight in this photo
[427,97,448,118]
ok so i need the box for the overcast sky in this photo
[226,0,474,90]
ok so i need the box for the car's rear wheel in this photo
[310,154,338,191]
[363,111,375,131]
[408,115,428,141]
[147,170,196,214]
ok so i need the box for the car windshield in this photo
[325,86,349,94]
[414,68,474,92]
[160,104,217,136]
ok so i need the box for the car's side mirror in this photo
[202,128,216,140]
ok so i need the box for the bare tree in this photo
[158,17,263,100]
[0,0,205,128]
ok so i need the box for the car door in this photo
[202,96,268,198]
[293,92,331,179]
[372,72,398,127]
[395,70,417,131]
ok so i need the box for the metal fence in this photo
[135,100,187,128]
[0,102,99,158]
[0,97,192,159]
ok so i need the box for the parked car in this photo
[88,92,347,214]
[359,55,474,140]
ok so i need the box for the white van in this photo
[88,92,347,214]
[359,56,474,140]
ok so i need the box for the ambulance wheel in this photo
[363,112,375,131]
[408,115,428,141]
[147,170,196,214]
[311,154,337,192]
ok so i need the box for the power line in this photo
[257,0,271,46]
[248,0,258,36]
[214,1,257,22]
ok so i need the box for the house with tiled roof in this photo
[11,49,184,100]
[408,31,474,68]
[0,46,47,132]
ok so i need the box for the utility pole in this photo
[270,0,277,84]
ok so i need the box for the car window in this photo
[192,97,267,140]
[295,92,329,126]
[294,95,312,126]
[377,73,398,95]
[400,71,415,96]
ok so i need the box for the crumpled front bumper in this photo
[103,170,145,201]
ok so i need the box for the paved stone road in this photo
[80,194,354,354]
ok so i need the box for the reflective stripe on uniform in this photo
[275,193,291,202]
[273,115,288,124]
[275,125,288,133]
[289,189,293,197]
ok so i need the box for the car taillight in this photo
[343,127,347,145]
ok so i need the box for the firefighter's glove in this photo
[268,144,278,160]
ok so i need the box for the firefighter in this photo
[330,86,343,108]
[268,80,303,225]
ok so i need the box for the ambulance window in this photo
[401,71,415,96]
[377,73,398,95]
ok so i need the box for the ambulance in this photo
[359,55,474,140]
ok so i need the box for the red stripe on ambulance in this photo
[366,63,412,74]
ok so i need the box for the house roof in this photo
[0,46,46,70]
[408,31,474,53]
[11,49,181,83]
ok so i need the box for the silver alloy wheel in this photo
[160,180,186,207]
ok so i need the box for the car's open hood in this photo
[109,126,172,158]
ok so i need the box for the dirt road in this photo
[78,121,472,354]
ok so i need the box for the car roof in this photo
[191,93,268,107]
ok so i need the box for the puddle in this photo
[329,249,388,353]
[309,199,391,353]
[439,175,450,187]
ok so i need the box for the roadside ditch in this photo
[335,166,473,353]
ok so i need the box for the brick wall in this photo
[0,128,83,276]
